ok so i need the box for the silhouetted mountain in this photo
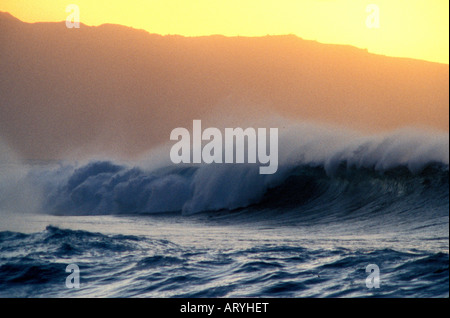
[0,12,448,159]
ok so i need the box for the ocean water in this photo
[0,127,448,298]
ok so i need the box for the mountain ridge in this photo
[0,12,448,160]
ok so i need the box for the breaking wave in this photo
[3,125,446,216]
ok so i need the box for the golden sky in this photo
[1,0,449,64]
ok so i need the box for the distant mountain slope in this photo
[0,12,448,159]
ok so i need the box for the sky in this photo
[1,0,448,64]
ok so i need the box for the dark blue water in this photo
[0,161,448,297]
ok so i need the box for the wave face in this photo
[28,159,448,224]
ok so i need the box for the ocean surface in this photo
[0,127,448,297]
